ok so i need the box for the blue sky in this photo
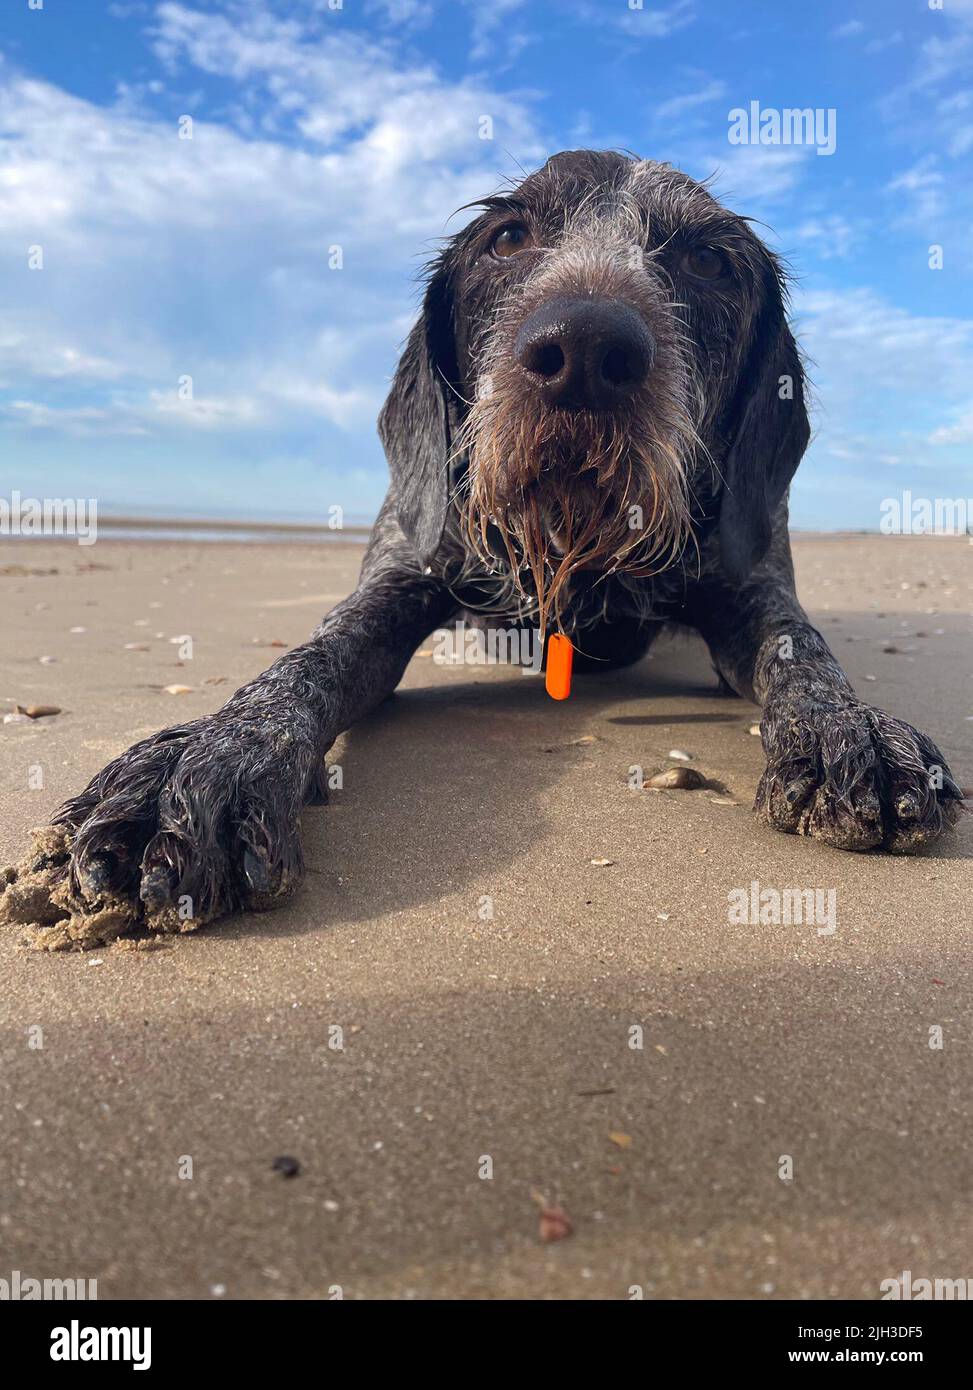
[1,0,971,528]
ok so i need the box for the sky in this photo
[0,0,971,529]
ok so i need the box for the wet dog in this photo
[2,151,962,949]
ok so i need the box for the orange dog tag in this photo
[545,634,573,700]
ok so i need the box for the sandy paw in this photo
[1,715,315,951]
[756,696,965,854]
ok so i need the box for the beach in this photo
[1,532,971,1300]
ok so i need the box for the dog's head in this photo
[379,150,809,624]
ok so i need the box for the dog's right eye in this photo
[491,224,534,258]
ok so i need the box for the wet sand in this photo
[1,533,971,1299]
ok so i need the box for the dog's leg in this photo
[686,531,963,853]
[1,508,455,947]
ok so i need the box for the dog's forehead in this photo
[519,148,632,198]
[626,159,721,214]
[513,150,721,223]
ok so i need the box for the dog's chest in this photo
[451,563,694,637]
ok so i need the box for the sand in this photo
[0,533,970,1299]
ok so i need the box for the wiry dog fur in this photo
[1,151,963,949]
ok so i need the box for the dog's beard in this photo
[457,364,697,638]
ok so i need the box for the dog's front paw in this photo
[755,695,964,853]
[0,714,318,950]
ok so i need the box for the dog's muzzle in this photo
[513,294,655,411]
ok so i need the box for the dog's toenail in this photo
[82,855,115,893]
[140,871,171,910]
[243,850,270,894]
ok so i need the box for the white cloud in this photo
[463,0,529,64]
[147,390,263,428]
[0,319,125,387]
[796,288,973,486]
[831,20,865,39]
[1,400,150,437]
[799,288,973,400]
[695,143,813,210]
[791,215,861,261]
[0,2,547,454]
[876,20,973,258]
[655,80,727,121]
[930,403,973,445]
[151,2,540,159]
[864,31,903,55]
[613,1,696,39]
[948,123,973,156]
[365,0,433,23]
[886,157,946,223]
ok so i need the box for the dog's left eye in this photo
[491,224,534,258]
[681,247,727,281]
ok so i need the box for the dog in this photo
[2,150,962,949]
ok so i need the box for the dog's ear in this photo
[378,263,457,569]
[718,265,810,585]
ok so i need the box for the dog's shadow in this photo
[214,653,730,943]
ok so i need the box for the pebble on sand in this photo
[648,767,705,790]
[532,1193,572,1243]
[271,1155,300,1178]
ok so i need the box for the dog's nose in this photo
[514,295,655,409]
